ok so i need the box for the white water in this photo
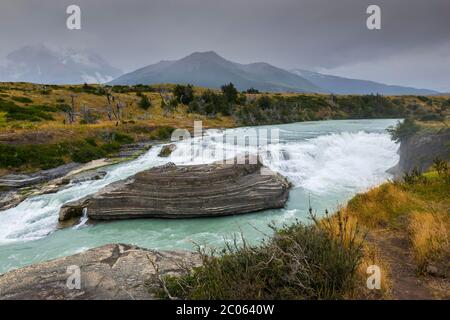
[0,119,400,273]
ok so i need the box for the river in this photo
[0,119,400,274]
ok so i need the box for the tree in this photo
[64,94,77,124]
[246,87,260,94]
[221,82,238,104]
[174,84,195,105]
[159,88,176,117]
[138,94,152,110]
[103,87,125,125]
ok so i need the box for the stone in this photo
[0,163,80,189]
[59,157,291,221]
[158,144,176,157]
[0,244,200,300]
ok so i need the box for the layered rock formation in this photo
[60,158,290,221]
[0,244,200,300]
[389,127,450,178]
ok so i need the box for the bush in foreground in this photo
[158,212,364,300]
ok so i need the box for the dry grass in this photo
[408,209,450,273]
[317,209,391,298]
[346,183,418,229]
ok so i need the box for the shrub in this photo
[70,141,107,163]
[245,88,260,94]
[149,126,175,140]
[159,214,363,300]
[221,82,238,104]
[387,118,420,142]
[174,84,195,105]
[0,100,57,122]
[138,95,152,110]
[11,96,33,103]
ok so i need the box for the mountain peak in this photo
[110,51,320,93]
[183,51,226,62]
[189,51,221,57]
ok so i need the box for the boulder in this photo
[0,244,200,300]
[158,144,176,157]
[59,157,290,220]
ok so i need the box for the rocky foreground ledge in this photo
[0,244,200,300]
[60,157,291,221]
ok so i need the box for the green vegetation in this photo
[149,126,176,140]
[138,95,152,110]
[0,132,134,170]
[158,212,364,300]
[0,99,59,122]
[173,84,195,105]
[11,96,33,103]
[386,117,420,142]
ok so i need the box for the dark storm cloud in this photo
[0,0,449,90]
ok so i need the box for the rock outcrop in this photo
[158,144,176,157]
[0,163,80,189]
[389,127,450,178]
[59,157,290,221]
[0,244,200,300]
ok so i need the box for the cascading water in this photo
[73,208,89,230]
[0,119,400,274]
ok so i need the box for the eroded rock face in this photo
[389,128,450,178]
[59,158,291,221]
[0,244,200,300]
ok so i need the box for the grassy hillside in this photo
[0,82,448,174]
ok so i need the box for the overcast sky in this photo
[0,0,449,91]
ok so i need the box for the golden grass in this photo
[408,209,450,272]
[319,209,391,298]
[347,183,418,228]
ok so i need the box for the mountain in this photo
[291,69,438,95]
[0,45,122,84]
[109,51,323,93]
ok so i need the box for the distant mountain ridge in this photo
[291,69,438,95]
[1,46,439,95]
[109,51,323,93]
[0,45,122,85]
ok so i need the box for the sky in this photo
[0,0,449,91]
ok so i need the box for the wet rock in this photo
[158,144,176,157]
[64,170,107,184]
[0,163,80,189]
[59,156,291,220]
[0,191,23,210]
[117,142,152,158]
[0,244,200,300]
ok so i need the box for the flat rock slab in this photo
[0,163,80,189]
[60,158,290,220]
[0,244,200,300]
